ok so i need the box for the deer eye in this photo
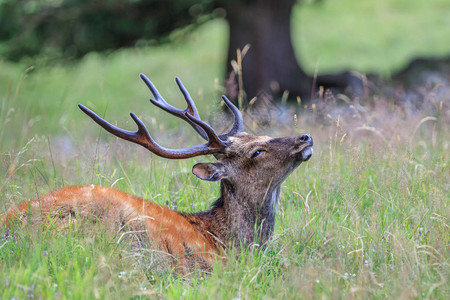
[251,149,266,159]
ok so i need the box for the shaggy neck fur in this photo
[196,179,282,249]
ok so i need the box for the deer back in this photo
[2,74,313,272]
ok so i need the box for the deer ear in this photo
[192,163,228,182]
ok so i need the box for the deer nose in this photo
[299,134,313,146]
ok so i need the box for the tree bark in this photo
[225,0,312,102]
[224,0,362,104]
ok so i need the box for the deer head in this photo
[79,74,313,248]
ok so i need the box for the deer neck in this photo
[206,180,282,249]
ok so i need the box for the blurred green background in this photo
[1,0,449,147]
[0,1,449,298]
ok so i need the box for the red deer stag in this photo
[2,74,313,271]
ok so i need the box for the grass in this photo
[1,98,448,299]
[1,0,449,298]
[295,0,450,75]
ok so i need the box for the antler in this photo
[78,74,243,159]
[140,74,242,141]
[140,74,208,140]
[218,95,243,140]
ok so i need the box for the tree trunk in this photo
[224,0,362,104]
[225,0,312,103]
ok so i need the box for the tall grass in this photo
[1,69,448,298]
[1,1,449,298]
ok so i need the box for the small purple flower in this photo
[171,200,178,211]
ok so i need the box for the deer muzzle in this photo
[296,134,313,162]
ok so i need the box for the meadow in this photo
[1,0,449,298]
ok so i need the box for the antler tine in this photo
[139,73,208,140]
[78,104,225,159]
[175,77,200,119]
[78,104,146,141]
[219,95,243,140]
[184,112,228,149]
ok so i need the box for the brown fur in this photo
[2,132,313,272]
